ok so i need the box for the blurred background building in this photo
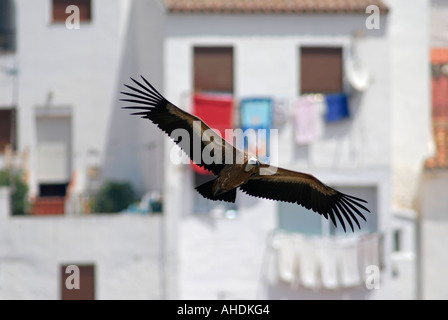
[0,0,444,300]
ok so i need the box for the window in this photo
[0,0,16,52]
[300,47,343,94]
[35,112,72,188]
[194,46,234,93]
[278,186,377,236]
[278,201,323,236]
[393,229,401,252]
[52,0,92,23]
[0,109,16,152]
[60,264,95,300]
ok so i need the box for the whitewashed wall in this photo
[421,170,448,299]
[386,0,432,210]
[0,187,163,300]
[101,0,166,195]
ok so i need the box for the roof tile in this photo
[431,48,448,64]
[163,0,389,14]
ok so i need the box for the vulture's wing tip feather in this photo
[305,189,370,233]
[121,106,152,110]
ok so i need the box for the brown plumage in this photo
[121,76,371,232]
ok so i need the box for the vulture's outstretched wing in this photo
[239,165,370,232]
[120,76,242,175]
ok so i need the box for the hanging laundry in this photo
[274,233,297,284]
[240,98,273,162]
[191,93,234,175]
[293,95,324,144]
[359,233,380,280]
[316,240,339,289]
[337,237,362,287]
[296,236,320,289]
[273,98,290,128]
[272,232,373,290]
[325,93,350,122]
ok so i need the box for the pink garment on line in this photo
[293,96,318,144]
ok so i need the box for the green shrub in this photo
[91,180,136,213]
[0,169,29,215]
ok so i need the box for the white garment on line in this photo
[359,233,380,280]
[294,236,319,289]
[274,233,296,283]
[337,237,362,288]
[316,240,339,289]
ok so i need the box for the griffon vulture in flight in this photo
[121,76,370,232]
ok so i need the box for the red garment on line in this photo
[191,93,233,175]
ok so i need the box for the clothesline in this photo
[185,91,353,174]
[271,231,381,290]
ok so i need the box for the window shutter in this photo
[52,0,91,22]
[194,47,234,93]
[300,47,343,94]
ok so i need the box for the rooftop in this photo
[163,0,389,14]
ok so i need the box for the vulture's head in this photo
[245,156,260,172]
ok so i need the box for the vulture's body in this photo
[121,76,371,232]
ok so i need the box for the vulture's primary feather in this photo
[121,76,371,232]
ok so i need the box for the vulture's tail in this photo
[195,179,237,203]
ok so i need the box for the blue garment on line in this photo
[240,98,273,130]
[239,98,273,162]
[325,93,350,122]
